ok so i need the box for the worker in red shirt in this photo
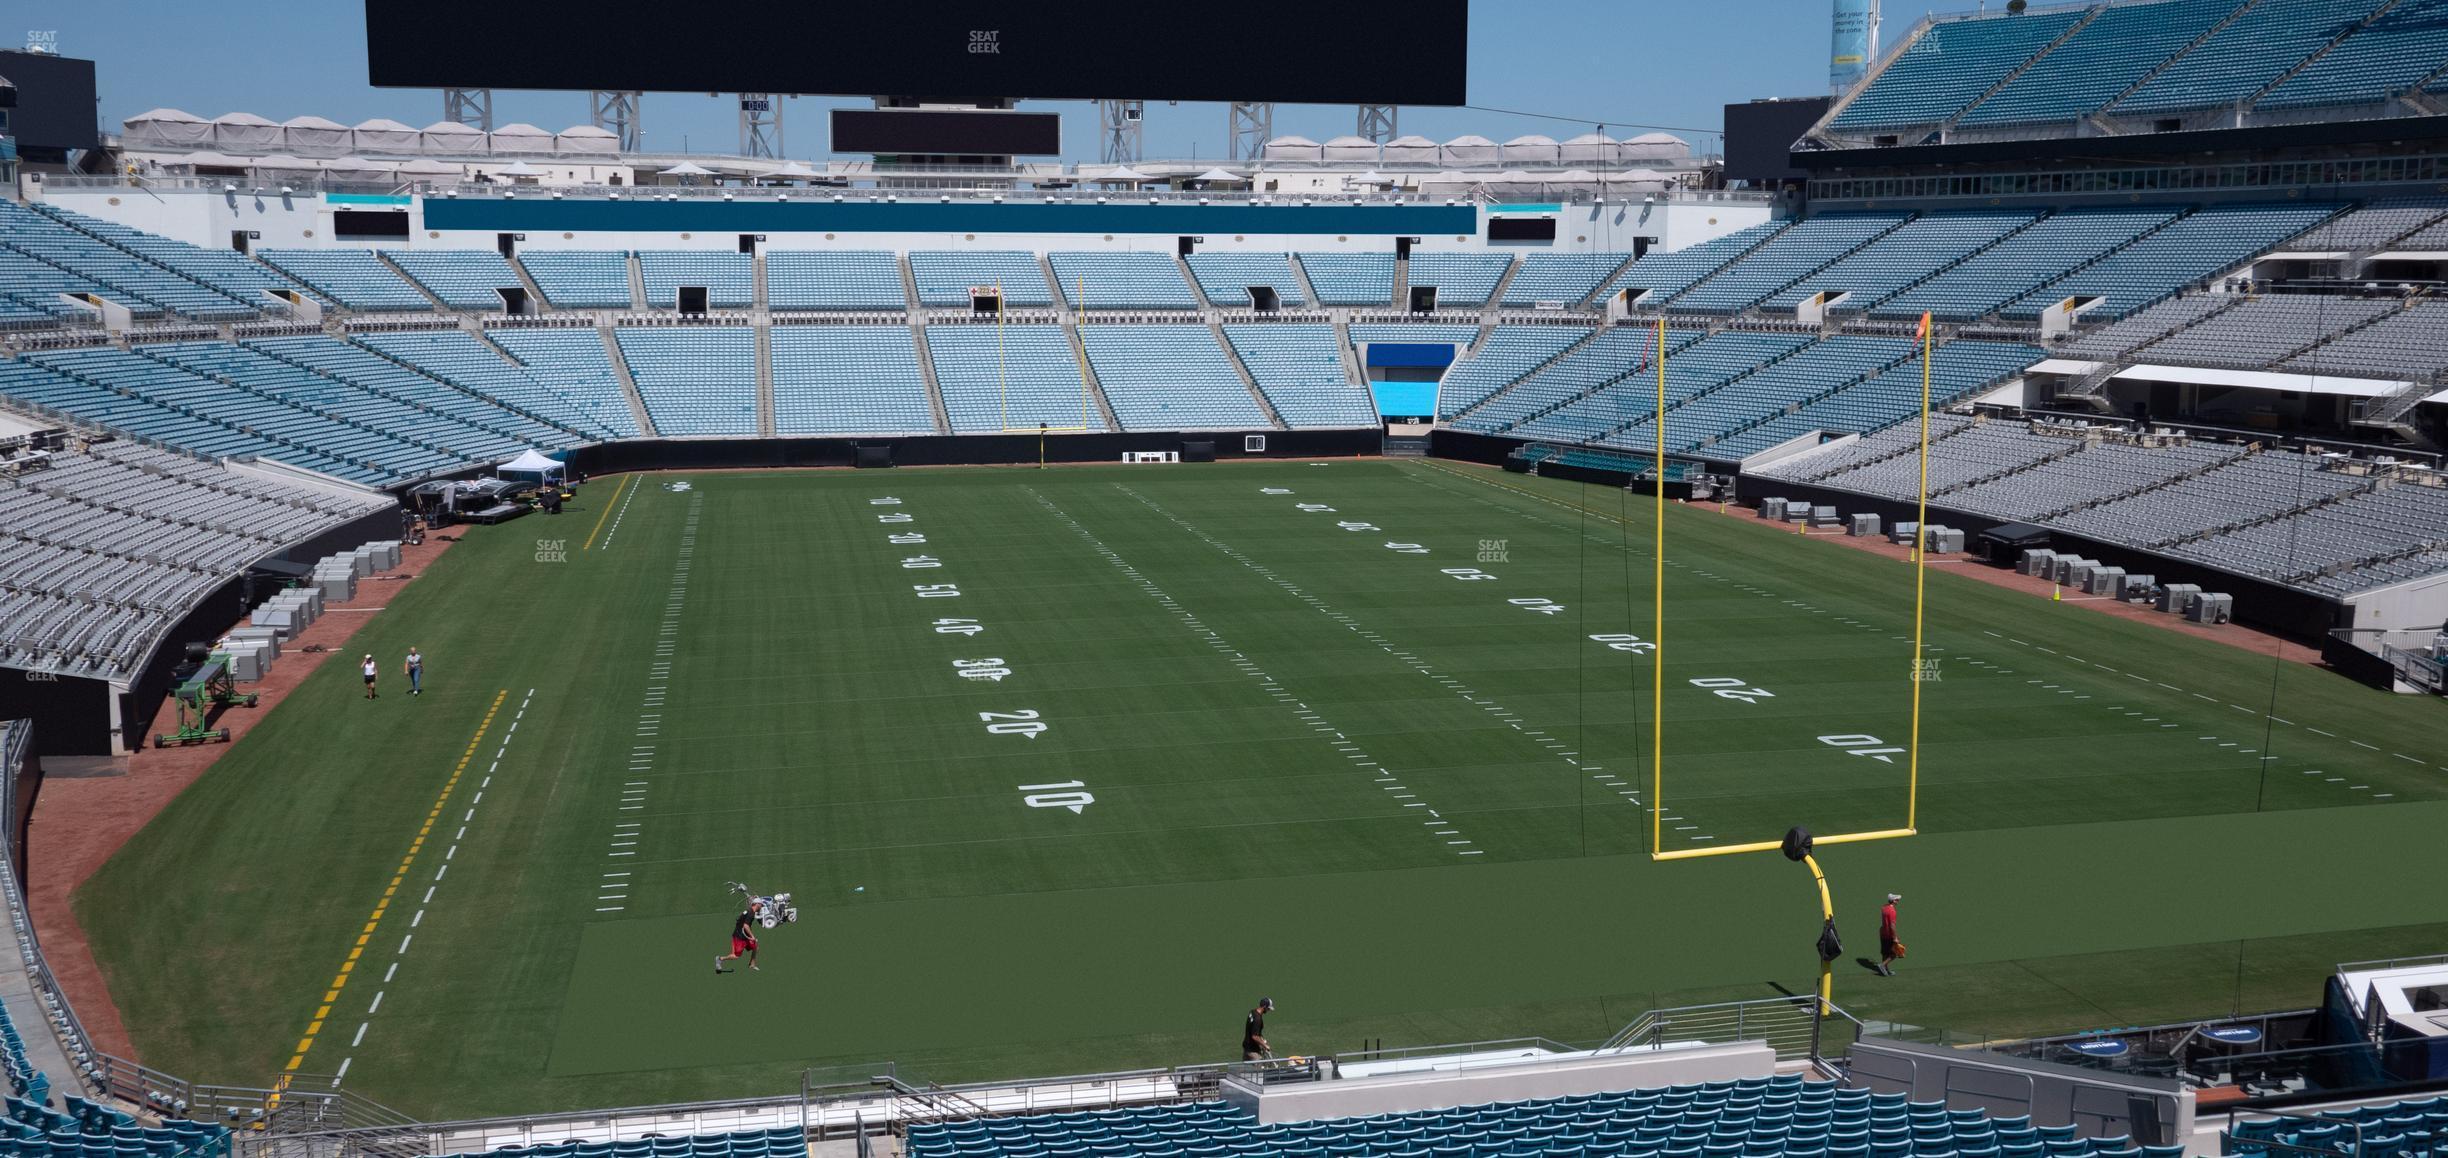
[1877,893,1905,976]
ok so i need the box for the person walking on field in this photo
[404,647,424,696]
[361,654,379,699]
[1243,997,1275,1061]
[1878,893,1906,976]
[716,907,759,974]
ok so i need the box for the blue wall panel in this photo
[422,197,1478,237]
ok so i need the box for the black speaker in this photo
[1181,441,1216,463]
[854,445,894,469]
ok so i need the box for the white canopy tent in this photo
[1501,135,1561,165]
[212,112,282,152]
[492,160,545,178]
[124,108,212,149]
[1418,170,1479,192]
[281,115,351,156]
[1262,135,1322,163]
[1191,167,1245,186]
[760,159,819,179]
[1560,133,1620,166]
[1607,168,1678,191]
[554,125,618,156]
[497,449,566,477]
[249,154,321,173]
[489,123,555,155]
[323,156,395,181]
[419,121,489,155]
[1381,135,1439,165]
[352,118,420,153]
[657,160,715,185]
[168,151,251,171]
[393,157,463,179]
[1320,135,1378,164]
[1622,132,1692,160]
[1440,135,1498,166]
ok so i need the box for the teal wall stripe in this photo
[419,197,1479,236]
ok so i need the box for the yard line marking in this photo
[2309,727,2334,737]
[276,688,511,1090]
[2351,740,2379,750]
[581,472,635,551]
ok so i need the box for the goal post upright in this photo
[1647,317,1930,864]
[1650,316,1667,858]
[1907,311,1933,835]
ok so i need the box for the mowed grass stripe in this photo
[280,688,506,1079]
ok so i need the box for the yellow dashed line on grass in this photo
[275,689,508,1092]
[582,473,633,551]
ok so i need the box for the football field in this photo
[77,460,2448,1119]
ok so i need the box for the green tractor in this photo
[154,652,259,748]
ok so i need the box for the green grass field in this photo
[77,460,2448,1119]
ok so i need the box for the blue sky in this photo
[30,0,1995,159]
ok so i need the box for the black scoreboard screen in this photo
[366,0,1469,106]
[831,109,1061,156]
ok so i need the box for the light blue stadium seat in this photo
[614,326,759,435]
[766,251,907,310]
[770,324,938,435]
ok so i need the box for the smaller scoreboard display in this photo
[831,109,1061,157]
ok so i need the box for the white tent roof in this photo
[323,156,393,177]
[499,449,565,473]
[394,157,463,176]
[420,121,489,155]
[494,160,545,176]
[1349,170,1391,185]
[351,118,421,153]
[556,125,619,156]
[249,154,321,171]
[1321,135,1378,162]
[659,160,716,175]
[1100,165,1151,181]
[490,122,554,152]
[129,108,206,124]
[762,159,819,177]
[1382,134,1439,162]
[354,117,415,132]
[1192,167,1244,183]
[1440,135,1499,166]
[213,111,283,151]
[169,151,250,168]
[282,114,352,156]
[1552,169,1601,183]
[1262,135,1324,162]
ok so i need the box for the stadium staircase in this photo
[1332,318,1365,388]
[750,250,767,314]
[1574,255,1639,311]
[906,317,954,434]
[625,253,648,313]
[1286,258,1324,314]
[2355,378,2445,441]
[2148,474,2379,549]
[1937,7,2106,136]
[752,324,776,437]
[1780,414,1984,483]
[1578,335,1829,445]
[1207,318,1290,429]
[1391,252,1411,310]
[596,324,659,437]
[342,328,600,443]
[1059,321,1125,431]
[376,253,449,312]
[2239,0,2403,113]
[1445,324,1615,428]
[2032,441,2247,520]
[1482,259,1523,318]
[506,256,551,315]
[1174,254,1212,311]
[2091,0,2262,129]
[139,345,477,465]
[897,253,924,315]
